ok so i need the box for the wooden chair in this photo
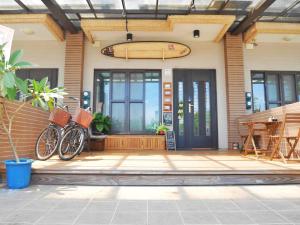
[270,113,300,163]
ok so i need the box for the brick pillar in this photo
[224,33,246,149]
[64,31,84,114]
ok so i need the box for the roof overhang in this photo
[244,22,300,43]
[81,15,235,44]
[0,14,64,41]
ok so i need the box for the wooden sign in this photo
[101,41,191,60]
[166,131,176,151]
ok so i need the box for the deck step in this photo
[31,169,300,186]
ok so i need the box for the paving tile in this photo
[75,211,114,224]
[23,199,59,210]
[85,200,118,212]
[148,200,178,211]
[2,209,45,224]
[261,200,299,210]
[246,211,289,224]
[116,200,147,212]
[181,211,219,224]
[204,200,240,211]
[233,200,268,211]
[214,212,254,224]
[37,210,79,224]
[111,211,147,225]
[277,210,300,223]
[148,211,183,225]
[52,199,90,211]
[177,200,208,211]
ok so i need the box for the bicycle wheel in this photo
[58,126,85,161]
[35,125,60,160]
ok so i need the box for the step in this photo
[30,169,300,186]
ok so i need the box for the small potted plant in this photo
[91,112,112,135]
[155,123,169,135]
[0,44,65,189]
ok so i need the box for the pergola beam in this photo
[14,0,30,12]
[231,0,276,35]
[41,0,77,34]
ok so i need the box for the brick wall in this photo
[63,31,85,114]
[224,33,246,149]
[0,100,49,161]
[238,102,300,156]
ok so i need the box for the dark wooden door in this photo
[173,69,218,149]
[16,68,58,88]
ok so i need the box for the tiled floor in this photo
[1,185,300,224]
[32,151,300,172]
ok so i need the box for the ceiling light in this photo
[127,33,133,41]
[193,30,200,38]
[21,28,35,35]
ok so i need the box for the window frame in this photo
[251,70,300,113]
[94,69,162,134]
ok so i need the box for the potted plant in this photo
[155,123,169,135]
[92,112,112,135]
[0,44,65,189]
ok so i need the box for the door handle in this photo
[188,103,194,113]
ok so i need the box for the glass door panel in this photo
[111,103,126,132]
[130,103,144,132]
[282,75,296,103]
[130,73,144,100]
[193,81,200,137]
[205,81,211,137]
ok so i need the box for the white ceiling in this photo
[4,23,56,41]
[91,23,224,43]
[256,33,300,43]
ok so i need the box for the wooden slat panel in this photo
[104,135,166,151]
[63,32,84,114]
[224,33,246,149]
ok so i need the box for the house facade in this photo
[1,0,300,151]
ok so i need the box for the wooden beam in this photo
[41,0,77,34]
[243,23,257,43]
[0,14,64,41]
[81,15,236,43]
[14,0,30,12]
[232,0,276,35]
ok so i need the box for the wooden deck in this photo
[30,150,300,186]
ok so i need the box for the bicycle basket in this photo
[48,108,71,128]
[73,108,93,129]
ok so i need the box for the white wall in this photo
[11,40,66,86]
[244,42,300,113]
[83,40,228,149]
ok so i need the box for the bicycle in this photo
[57,102,93,161]
[35,97,93,161]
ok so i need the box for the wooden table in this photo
[240,121,281,159]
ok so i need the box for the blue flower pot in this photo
[5,158,33,189]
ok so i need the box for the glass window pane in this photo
[112,73,126,100]
[130,103,143,132]
[205,81,211,136]
[252,76,266,112]
[112,103,125,132]
[266,0,295,12]
[126,0,156,10]
[282,75,296,103]
[159,0,190,10]
[269,103,280,109]
[55,0,89,9]
[21,0,47,9]
[130,73,144,100]
[296,75,300,101]
[0,0,22,10]
[178,81,184,137]
[90,0,123,9]
[266,74,280,102]
[145,76,160,131]
[193,82,199,136]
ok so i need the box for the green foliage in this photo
[155,123,169,134]
[92,113,112,134]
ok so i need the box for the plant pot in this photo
[158,131,165,135]
[4,158,33,189]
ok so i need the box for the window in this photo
[94,70,161,134]
[251,71,300,112]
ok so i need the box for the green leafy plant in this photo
[92,112,112,134]
[155,123,169,135]
[0,44,66,163]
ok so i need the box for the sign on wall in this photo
[0,25,14,60]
